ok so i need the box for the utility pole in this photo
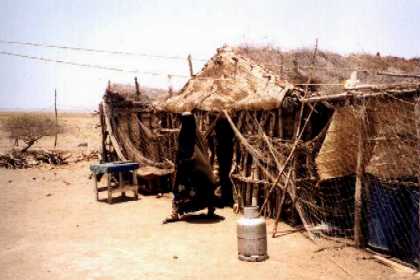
[54,89,58,147]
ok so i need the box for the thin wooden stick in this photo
[272,168,292,237]
[223,110,279,184]
[251,113,282,171]
[302,87,420,104]
[259,108,315,214]
[203,113,222,139]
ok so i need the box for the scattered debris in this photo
[0,149,99,169]
[71,150,99,163]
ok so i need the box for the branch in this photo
[377,72,420,79]
[21,136,43,152]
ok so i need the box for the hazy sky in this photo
[0,0,419,110]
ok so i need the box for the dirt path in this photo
[0,161,415,280]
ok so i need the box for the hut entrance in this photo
[214,118,235,207]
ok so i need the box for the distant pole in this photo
[54,89,58,147]
[187,54,194,77]
[167,74,173,98]
[134,76,140,100]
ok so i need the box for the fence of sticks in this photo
[100,61,420,267]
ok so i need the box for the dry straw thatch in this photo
[237,44,420,93]
[316,97,418,181]
[366,98,419,179]
[161,47,295,112]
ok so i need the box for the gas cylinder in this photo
[237,206,268,262]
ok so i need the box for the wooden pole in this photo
[134,77,140,99]
[415,97,420,186]
[167,74,173,98]
[187,54,194,77]
[54,89,58,147]
[354,104,368,248]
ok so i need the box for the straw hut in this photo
[99,46,420,265]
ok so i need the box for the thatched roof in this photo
[161,47,295,113]
[107,83,167,102]
[237,45,420,94]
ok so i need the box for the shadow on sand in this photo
[181,213,225,224]
[97,195,139,204]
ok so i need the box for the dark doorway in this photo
[214,118,235,207]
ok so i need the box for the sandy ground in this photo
[0,112,100,154]
[0,113,416,280]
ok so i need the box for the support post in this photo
[415,97,420,268]
[415,97,420,186]
[354,104,368,248]
[187,54,194,77]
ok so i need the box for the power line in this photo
[0,50,189,78]
[2,49,415,88]
[0,39,382,73]
[0,49,247,82]
[0,39,208,62]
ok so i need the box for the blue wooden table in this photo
[90,162,140,204]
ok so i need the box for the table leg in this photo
[119,172,125,197]
[93,173,99,201]
[132,170,139,200]
[107,173,112,204]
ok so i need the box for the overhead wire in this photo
[0,39,208,62]
[0,39,373,71]
[1,46,418,87]
[0,50,189,78]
